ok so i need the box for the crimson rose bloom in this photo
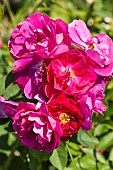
[45,49,97,98]
[13,102,62,152]
[47,94,84,141]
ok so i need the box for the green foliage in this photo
[97,132,113,151]
[49,142,68,170]
[0,3,4,24]
[29,148,52,161]
[0,0,113,169]
[5,71,15,89]
[77,129,99,147]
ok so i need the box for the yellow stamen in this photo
[70,70,75,78]
[88,43,94,49]
[59,113,70,124]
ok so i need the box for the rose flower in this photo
[8,12,71,60]
[45,49,97,98]
[13,102,62,152]
[48,94,84,141]
[69,20,113,76]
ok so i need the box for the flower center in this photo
[40,62,47,73]
[34,30,46,44]
[70,70,75,78]
[62,68,75,78]
[59,113,70,124]
[36,34,45,43]
[88,43,95,49]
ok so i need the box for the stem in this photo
[66,141,78,170]
[93,149,98,170]
[3,0,15,27]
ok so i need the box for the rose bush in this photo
[1,10,113,155]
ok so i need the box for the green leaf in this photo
[66,142,81,156]
[49,142,68,170]
[98,161,111,170]
[94,124,109,136]
[81,147,94,156]
[107,79,113,90]
[68,155,96,170]
[96,151,106,163]
[29,148,52,161]
[104,104,113,117]
[3,83,20,99]
[103,120,113,130]
[104,89,113,102]
[108,148,113,161]
[0,134,10,150]
[5,71,15,89]
[96,131,113,151]
[67,142,80,151]
[67,157,82,170]
[0,3,4,23]
[5,120,14,132]
[8,133,16,146]
[68,148,82,156]
[77,129,99,147]
[79,156,96,169]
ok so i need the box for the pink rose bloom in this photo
[79,79,106,130]
[0,96,17,118]
[69,20,113,76]
[8,12,71,60]
[45,49,97,98]
[48,94,84,141]
[13,102,62,152]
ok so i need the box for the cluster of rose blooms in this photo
[0,12,113,152]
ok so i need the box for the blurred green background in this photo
[0,0,113,170]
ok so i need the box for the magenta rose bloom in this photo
[0,96,17,118]
[45,49,97,98]
[69,20,113,76]
[48,94,84,141]
[12,56,47,100]
[8,12,71,60]
[13,102,62,152]
[79,79,106,130]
